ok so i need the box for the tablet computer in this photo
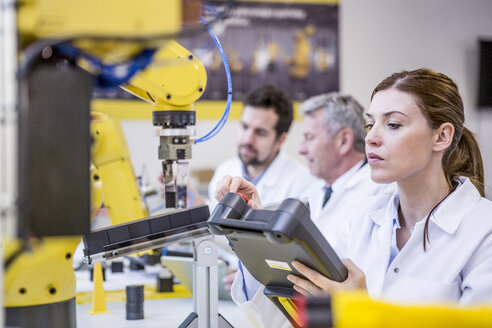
[208,193,347,327]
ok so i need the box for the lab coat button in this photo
[393,267,399,273]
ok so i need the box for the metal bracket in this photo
[178,235,233,328]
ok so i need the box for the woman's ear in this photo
[433,122,454,152]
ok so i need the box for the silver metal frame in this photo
[0,0,19,325]
[192,236,220,328]
[84,229,232,328]
[0,0,18,239]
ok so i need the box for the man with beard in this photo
[208,85,315,209]
[207,85,315,294]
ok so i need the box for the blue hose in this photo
[195,16,232,143]
[54,44,156,89]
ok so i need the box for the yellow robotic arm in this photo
[4,109,172,327]
[121,39,207,209]
[4,1,230,327]
[65,38,208,211]
[121,40,207,108]
[7,5,206,328]
[90,111,148,224]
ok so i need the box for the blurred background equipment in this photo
[1,0,235,327]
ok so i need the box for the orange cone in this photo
[89,262,110,314]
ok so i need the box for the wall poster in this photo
[182,0,339,101]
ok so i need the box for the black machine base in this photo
[6,297,76,328]
[153,110,196,128]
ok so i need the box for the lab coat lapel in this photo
[430,178,481,235]
[343,162,369,190]
[308,180,329,221]
[366,199,395,297]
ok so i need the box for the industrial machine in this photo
[1,0,234,327]
[119,38,207,210]
[83,205,233,328]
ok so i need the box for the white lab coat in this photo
[331,177,492,305]
[304,160,394,236]
[231,267,292,328]
[231,161,394,327]
[232,176,492,326]
[208,151,317,209]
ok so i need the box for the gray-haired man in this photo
[298,92,393,234]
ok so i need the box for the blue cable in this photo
[195,15,232,143]
[54,44,156,89]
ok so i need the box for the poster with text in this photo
[181,1,339,101]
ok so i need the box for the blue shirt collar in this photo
[241,162,269,186]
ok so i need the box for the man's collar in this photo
[331,159,367,192]
[242,151,283,186]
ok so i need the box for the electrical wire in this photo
[195,15,232,143]
[54,44,156,89]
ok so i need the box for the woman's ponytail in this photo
[445,127,484,196]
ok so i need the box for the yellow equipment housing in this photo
[90,111,148,224]
[332,290,492,328]
[17,0,181,41]
[4,165,103,308]
[122,40,207,110]
[4,113,149,311]
[6,0,208,325]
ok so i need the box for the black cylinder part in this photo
[126,285,144,320]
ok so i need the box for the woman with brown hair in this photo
[287,68,491,305]
[215,68,492,327]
